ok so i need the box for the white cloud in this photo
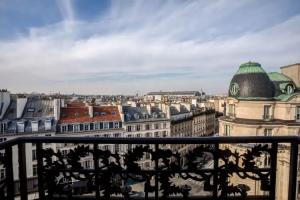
[0,0,299,94]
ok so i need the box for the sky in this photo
[0,0,300,95]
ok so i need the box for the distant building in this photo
[146,91,204,101]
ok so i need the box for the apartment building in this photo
[119,104,171,169]
[219,62,300,200]
[0,93,56,199]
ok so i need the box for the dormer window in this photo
[101,112,106,116]
[45,120,52,131]
[17,122,25,133]
[31,121,38,132]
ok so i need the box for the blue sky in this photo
[0,0,300,95]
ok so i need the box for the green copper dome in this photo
[235,62,266,75]
[229,62,274,99]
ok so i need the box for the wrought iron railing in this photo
[0,136,299,200]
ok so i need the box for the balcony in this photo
[262,114,273,121]
[0,136,299,200]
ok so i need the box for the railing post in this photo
[18,143,28,200]
[155,143,159,200]
[5,145,15,200]
[270,142,278,200]
[288,142,298,200]
[37,143,45,200]
[93,143,100,199]
[213,143,219,198]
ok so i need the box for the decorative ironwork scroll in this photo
[39,143,274,199]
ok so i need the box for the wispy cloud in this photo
[0,0,299,94]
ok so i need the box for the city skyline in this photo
[0,0,300,95]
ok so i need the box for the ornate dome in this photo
[228,62,274,99]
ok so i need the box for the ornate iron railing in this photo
[0,136,299,200]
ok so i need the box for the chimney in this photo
[146,104,152,114]
[54,99,61,121]
[88,105,93,118]
[61,99,65,107]
[162,103,171,119]
[17,97,27,118]
[0,90,11,119]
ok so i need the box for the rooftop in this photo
[59,106,121,124]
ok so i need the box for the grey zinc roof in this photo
[122,106,166,122]
[22,98,54,118]
[3,98,17,119]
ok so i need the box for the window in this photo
[145,124,150,130]
[162,131,167,137]
[0,138,7,143]
[84,161,91,169]
[146,132,151,137]
[136,125,141,131]
[1,123,7,133]
[228,104,235,117]
[263,105,271,119]
[103,122,109,129]
[61,150,68,156]
[0,168,5,180]
[154,132,159,137]
[115,144,120,152]
[95,123,99,130]
[33,165,38,176]
[296,106,300,121]
[264,129,272,136]
[224,125,231,136]
[74,124,80,132]
[62,125,67,132]
[100,122,103,129]
[68,124,73,132]
[154,124,159,129]
[109,122,114,129]
[127,126,132,132]
[114,122,119,129]
[114,133,119,138]
[137,134,141,138]
[163,123,167,129]
[32,149,37,161]
[264,154,271,167]
[84,124,89,131]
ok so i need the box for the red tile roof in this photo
[59,106,121,124]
